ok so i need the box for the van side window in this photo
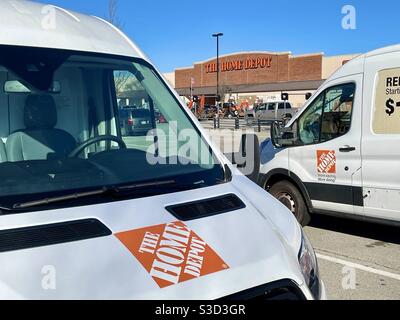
[267,103,275,111]
[278,103,291,109]
[298,83,355,145]
[298,93,325,144]
[320,83,355,142]
[112,70,162,155]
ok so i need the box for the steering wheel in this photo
[69,135,127,158]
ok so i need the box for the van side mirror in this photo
[271,121,298,148]
[225,134,260,183]
[271,121,281,148]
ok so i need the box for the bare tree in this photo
[105,0,124,29]
[106,0,129,94]
[114,71,132,94]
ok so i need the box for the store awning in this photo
[175,79,325,96]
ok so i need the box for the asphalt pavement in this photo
[305,215,400,300]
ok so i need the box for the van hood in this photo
[0,177,305,299]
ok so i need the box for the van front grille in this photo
[221,280,307,301]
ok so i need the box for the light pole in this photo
[212,32,223,119]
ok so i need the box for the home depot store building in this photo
[170,51,358,108]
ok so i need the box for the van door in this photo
[267,102,276,120]
[288,75,363,216]
[256,103,266,120]
[362,51,400,222]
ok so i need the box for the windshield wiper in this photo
[0,205,15,213]
[113,179,176,192]
[11,179,205,210]
[13,188,112,210]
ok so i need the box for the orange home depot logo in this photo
[115,221,229,288]
[317,150,336,174]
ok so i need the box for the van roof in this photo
[286,44,400,127]
[365,44,400,57]
[264,101,290,103]
[0,0,146,59]
[329,44,400,80]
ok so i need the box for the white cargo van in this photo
[0,0,325,300]
[260,44,400,227]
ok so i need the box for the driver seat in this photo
[6,94,76,161]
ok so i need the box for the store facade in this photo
[170,51,357,108]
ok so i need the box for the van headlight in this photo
[298,231,320,299]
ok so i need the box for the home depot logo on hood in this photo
[116,221,229,288]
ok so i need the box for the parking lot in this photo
[202,119,400,300]
[307,216,400,300]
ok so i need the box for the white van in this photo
[260,44,400,227]
[0,1,325,300]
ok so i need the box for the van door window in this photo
[113,70,154,143]
[278,103,286,110]
[298,83,355,145]
[278,103,291,110]
[320,83,355,142]
[298,93,325,144]
[111,67,215,163]
[267,103,275,111]
[258,104,266,111]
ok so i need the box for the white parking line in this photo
[316,253,400,281]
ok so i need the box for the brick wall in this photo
[175,52,323,89]
[289,55,322,81]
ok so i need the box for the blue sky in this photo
[35,0,400,72]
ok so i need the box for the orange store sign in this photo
[205,56,272,73]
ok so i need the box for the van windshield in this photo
[0,46,226,211]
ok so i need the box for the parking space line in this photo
[316,253,400,281]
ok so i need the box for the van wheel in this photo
[269,181,311,226]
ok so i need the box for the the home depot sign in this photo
[205,56,272,73]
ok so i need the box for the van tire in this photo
[269,180,311,226]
